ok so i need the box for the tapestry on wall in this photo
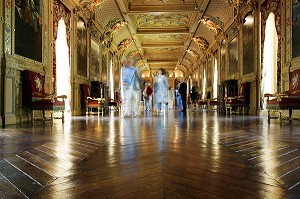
[77,17,88,77]
[242,13,254,75]
[292,0,300,58]
[90,39,101,80]
[15,0,43,62]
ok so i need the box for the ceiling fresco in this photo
[92,0,235,76]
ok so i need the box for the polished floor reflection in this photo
[0,110,300,198]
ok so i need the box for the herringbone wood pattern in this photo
[0,111,300,198]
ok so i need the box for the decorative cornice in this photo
[192,37,209,50]
[200,15,224,35]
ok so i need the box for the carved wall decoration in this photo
[135,14,190,28]
[200,15,224,35]
[14,0,43,62]
[4,0,12,54]
[192,36,209,51]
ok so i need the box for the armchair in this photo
[264,69,300,122]
[198,91,211,109]
[80,84,106,115]
[24,70,66,124]
[225,82,250,115]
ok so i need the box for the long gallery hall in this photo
[1,0,300,198]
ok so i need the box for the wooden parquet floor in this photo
[0,110,300,198]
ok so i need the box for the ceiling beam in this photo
[136,28,189,35]
[127,4,199,14]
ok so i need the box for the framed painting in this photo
[77,17,87,77]
[207,57,212,88]
[102,55,107,84]
[90,39,101,80]
[228,36,239,75]
[242,13,254,75]
[220,41,226,82]
[15,0,43,62]
[292,0,300,58]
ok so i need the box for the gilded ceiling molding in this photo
[186,49,200,60]
[127,50,140,57]
[226,0,246,7]
[200,16,224,35]
[79,0,107,12]
[100,18,128,48]
[117,39,135,52]
[192,37,209,51]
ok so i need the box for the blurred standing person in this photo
[143,82,153,111]
[175,83,183,110]
[120,57,142,117]
[154,68,168,114]
[179,78,187,112]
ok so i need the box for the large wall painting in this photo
[220,41,226,82]
[77,17,87,77]
[292,0,300,58]
[15,0,43,62]
[228,36,239,75]
[242,13,254,75]
[90,39,101,80]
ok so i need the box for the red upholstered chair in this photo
[208,97,219,111]
[264,69,300,122]
[198,91,211,109]
[225,82,250,115]
[24,70,66,124]
[80,84,105,115]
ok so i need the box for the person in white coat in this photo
[153,68,168,114]
[120,57,142,117]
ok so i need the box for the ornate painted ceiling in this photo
[92,0,235,75]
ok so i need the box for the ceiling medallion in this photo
[200,16,224,35]
[192,37,209,50]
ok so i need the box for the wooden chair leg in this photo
[62,110,64,123]
[267,110,270,123]
[50,111,53,124]
[31,110,35,124]
[42,110,46,125]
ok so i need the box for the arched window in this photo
[56,19,71,112]
[202,67,207,100]
[261,13,278,109]
[213,57,218,99]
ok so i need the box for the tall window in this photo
[261,13,278,109]
[109,58,114,99]
[213,57,218,99]
[202,67,207,100]
[56,19,71,112]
